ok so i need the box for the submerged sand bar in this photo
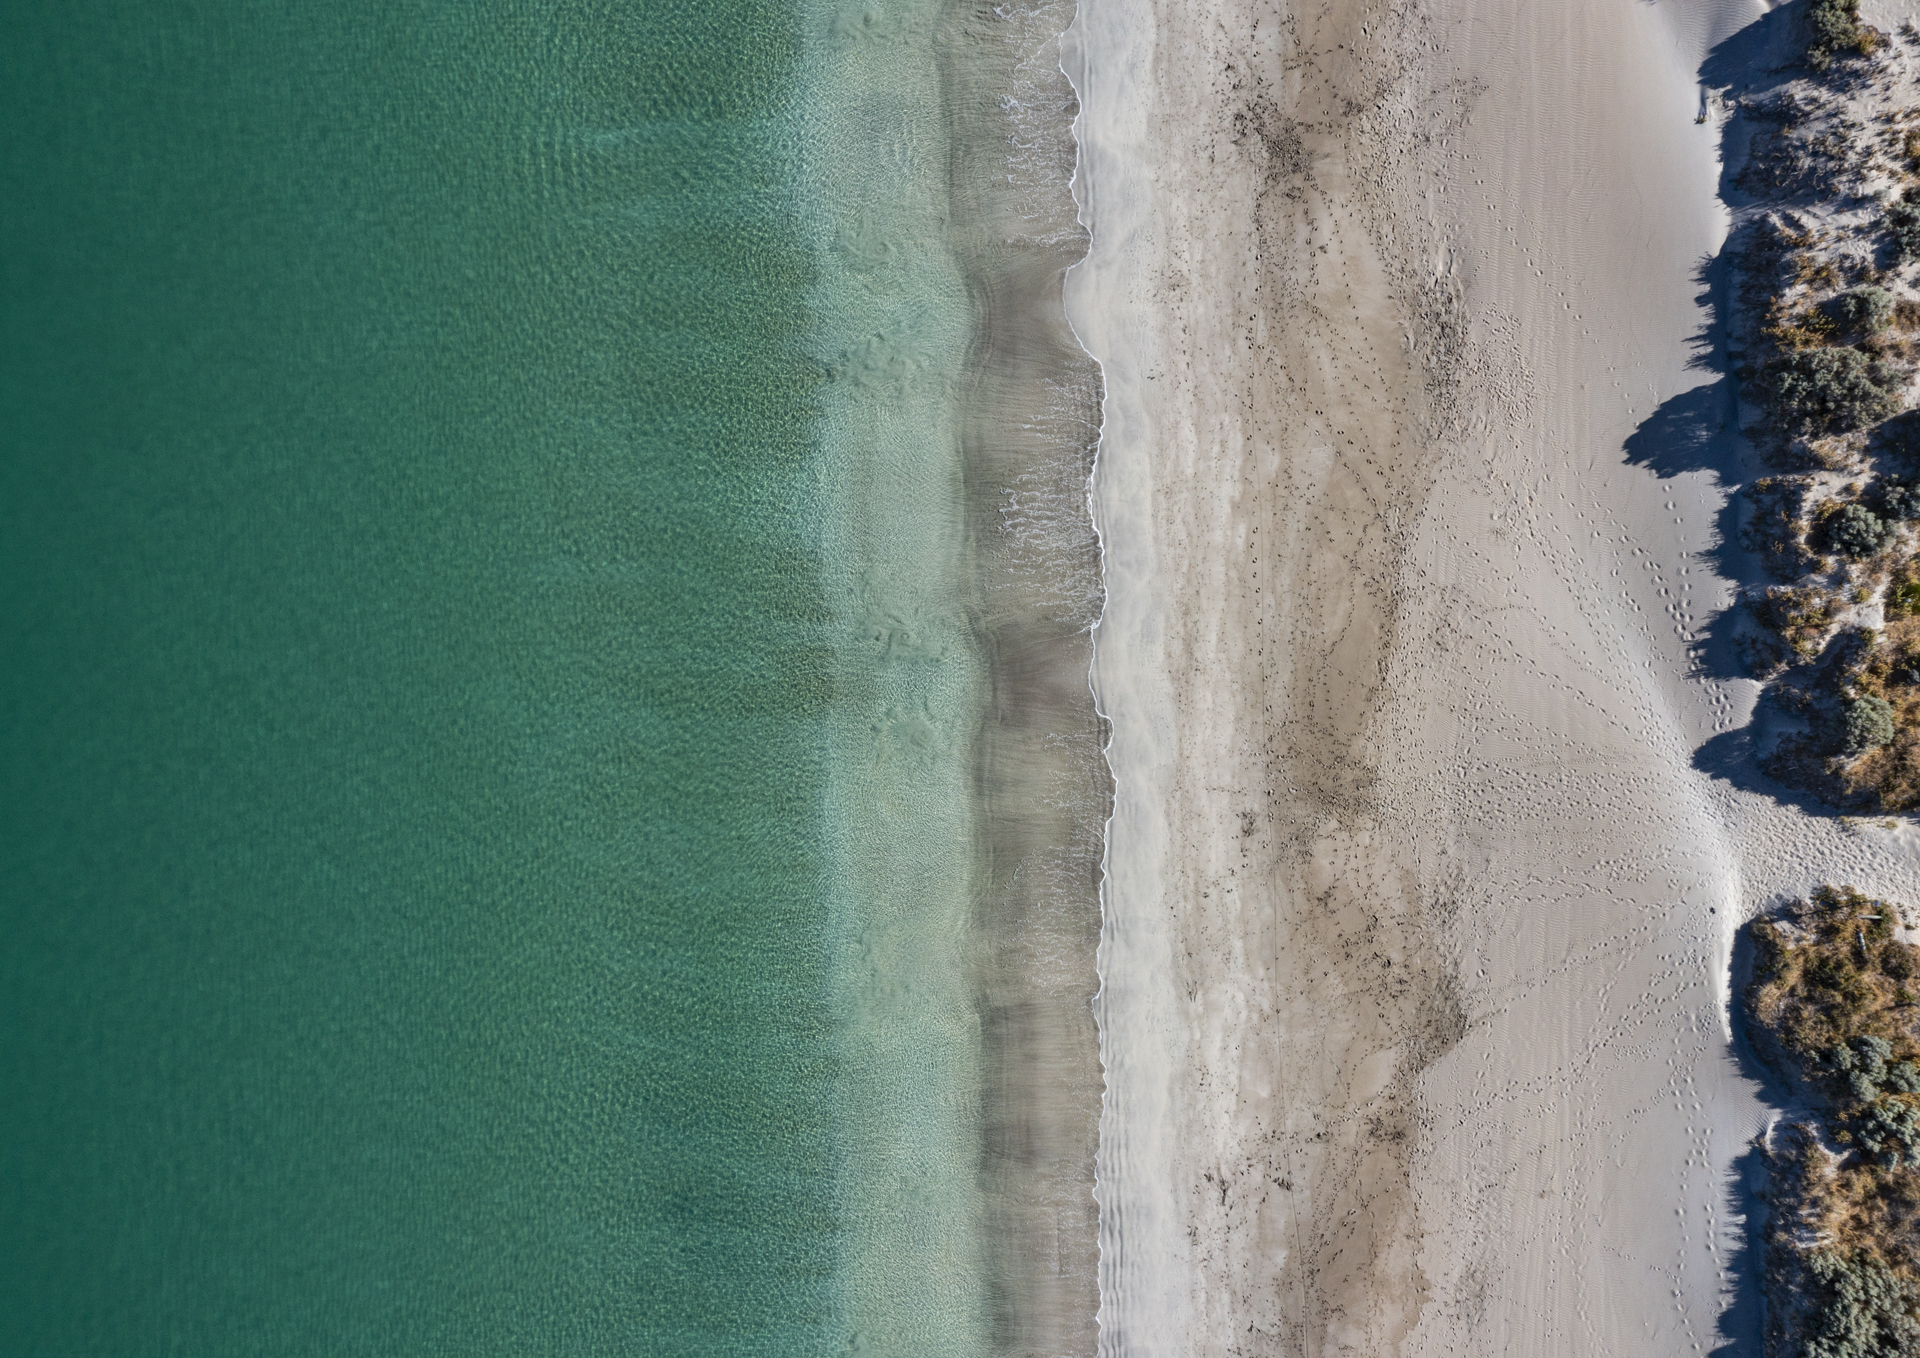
[1066,0,1920,1351]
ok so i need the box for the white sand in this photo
[1066,0,1920,1352]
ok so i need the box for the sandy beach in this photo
[1067,0,1920,1352]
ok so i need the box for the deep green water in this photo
[1,1,988,1353]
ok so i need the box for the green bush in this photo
[1761,347,1905,437]
[1834,1035,1895,1102]
[1834,1034,1895,1081]
[1857,1096,1920,1166]
[1884,201,1920,263]
[1807,0,1873,71]
[1833,287,1897,334]
[1878,480,1920,519]
[1833,504,1894,557]
[1846,695,1897,754]
[1804,1250,1920,1357]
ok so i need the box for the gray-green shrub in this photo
[1845,696,1897,754]
[1761,347,1905,436]
[1884,201,1920,263]
[1833,286,1897,333]
[1804,1251,1920,1358]
[1832,1035,1894,1098]
[1832,504,1893,557]
[1879,480,1920,519]
[1807,0,1873,71]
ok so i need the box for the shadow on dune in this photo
[1708,922,1800,1358]
[1698,0,1803,93]
[1622,378,1733,481]
[1708,1138,1773,1358]
[1620,0,1842,805]
[1619,354,1754,693]
[1628,4,1870,1353]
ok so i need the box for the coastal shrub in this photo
[1883,405,1920,447]
[1846,695,1897,753]
[1832,287,1897,334]
[1755,919,1791,981]
[1831,503,1893,557]
[1809,952,1858,990]
[1744,899,1920,1357]
[1883,201,1920,264]
[1807,950,1875,1014]
[1761,347,1905,437]
[1759,585,1841,651]
[1804,1250,1920,1357]
[1806,0,1875,71]
[1769,304,1841,351]
[1813,885,1859,919]
[1833,1034,1894,1088]
[1856,1097,1920,1167]
[1878,480,1920,519]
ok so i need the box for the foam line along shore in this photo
[796,0,1106,1348]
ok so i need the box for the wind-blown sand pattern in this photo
[1067,0,1920,1353]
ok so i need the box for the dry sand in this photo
[1065,0,1920,1353]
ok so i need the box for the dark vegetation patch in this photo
[1762,346,1906,437]
[1743,887,1920,1354]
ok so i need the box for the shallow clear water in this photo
[0,0,994,1352]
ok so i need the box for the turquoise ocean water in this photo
[2,1,1001,1352]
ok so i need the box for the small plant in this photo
[1770,303,1841,351]
[1808,949,1875,1012]
[1807,0,1878,71]
[1833,503,1894,557]
[1834,286,1898,334]
[1847,695,1898,754]
[1833,1034,1896,1101]
[1758,585,1841,652]
[1761,347,1906,436]
[1880,480,1920,519]
[1884,200,1920,263]
[1856,1095,1920,1166]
